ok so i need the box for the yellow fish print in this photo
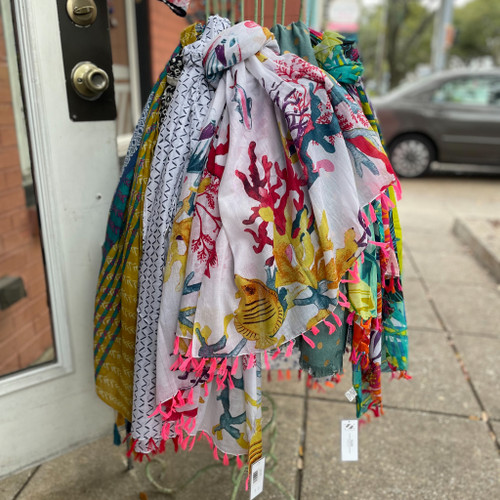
[234,276,284,350]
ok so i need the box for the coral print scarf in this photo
[136,20,398,466]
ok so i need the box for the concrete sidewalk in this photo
[2,175,500,500]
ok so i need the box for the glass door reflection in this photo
[0,7,55,378]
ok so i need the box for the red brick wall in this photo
[243,0,302,27]
[148,0,190,80]
[0,15,54,377]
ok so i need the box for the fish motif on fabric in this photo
[233,276,284,349]
[230,73,253,130]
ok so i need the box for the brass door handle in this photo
[71,62,109,101]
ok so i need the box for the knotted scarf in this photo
[147,21,398,467]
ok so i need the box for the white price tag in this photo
[341,419,358,462]
[345,386,357,402]
[250,457,265,499]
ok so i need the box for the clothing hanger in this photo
[158,0,312,27]
[199,0,307,25]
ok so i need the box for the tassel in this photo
[161,423,171,441]
[175,420,182,437]
[205,432,214,448]
[208,358,218,380]
[271,348,281,360]
[195,359,205,378]
[228,375,235,389]
[231,356,239,374]
[245,474,250,491]
[337,290,351,308]
[285,340,294,357]
[264,351,271,371]
[216,376,226,391]
[218,358,228,377]
[381,191,395,208]
[176,391,186,407]
[149,403,168,420]
[180,433,189,451]
[216,362,229,389]
[189,435,196,451]
[278,369,284,381]
[213,446,219,461]
[173,336,180,355]
[172,437,179,453]
[267,371,272,382]
[113,423,122,446]
[223,453,230,466]
[350,261,360,283]
[179,356,192,372]
[187,388,194,405]
[311,325,320,335]
[286,369,291,380]
[369,203,376,222]
[248,353,256,369]
[324,320,336,335]
[331,313,342,327]
[393,179,402,200]
[361,210,370,227]
[302,334,315,349]
[190,357,200,372]
[170,355,183,371]
[236,455,244,469]
[185,417,196,434]
[368,240,386,249]
[177,430,184,448]
[204,383,209,397]
[186,340,193,357]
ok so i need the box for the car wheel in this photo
[388,135,436,178]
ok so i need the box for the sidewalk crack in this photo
[407,246,500,454]
[12,465,40,500]
[295,384,309,500]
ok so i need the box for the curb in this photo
[453,217,500,283]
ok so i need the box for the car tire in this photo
[388,134,436,178]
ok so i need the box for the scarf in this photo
[147,21,398,469]
[179,21,396,360]
[309,30,408,416]
[131,16,232,456]
[94,44,182,420]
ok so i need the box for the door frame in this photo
[1,0,117,477]
[0,0,73,397]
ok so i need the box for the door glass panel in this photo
[0,7,55,377]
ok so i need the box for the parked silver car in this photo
[373,69,500,177]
